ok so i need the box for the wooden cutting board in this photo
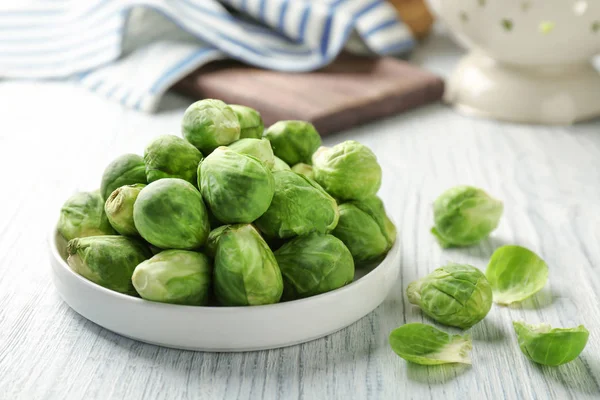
[173,54,444,135]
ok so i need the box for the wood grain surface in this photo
[0,32,598,400]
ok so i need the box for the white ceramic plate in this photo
[49,227,400,352]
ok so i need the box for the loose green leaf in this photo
[389,323,472,365]
[486,245,548,305]
[513,321,589,366]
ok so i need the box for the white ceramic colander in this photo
[429,0,600,124]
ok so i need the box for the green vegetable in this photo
[132,250,212,305]
[213,224,283,306]
[100,154,147,200]
[291,163,314,179]
[58,190,116,241]
[389,323,473,365]
[332,196,396,267]
[144,135,203,186]
[264,120,321,165]
[272,156,291,171]
[205,225,228,258]
[228,138,274,169]
[199,147,274,224]
[486,245,548,305]
[133,178,210,250]
[230,104,264,139]
[274,233,354,300]
[104,184,145,236]
[312,141,382,201]
[66,236,151,295]
[513,322,589,366]
[407,264,493,329]
[181,99,240,154]
[431,186,503,248]
[255,170,338,239]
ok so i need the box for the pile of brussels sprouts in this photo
[58,99,396,307]
[390,186,589,367]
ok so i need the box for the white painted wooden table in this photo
[1,32,599,400]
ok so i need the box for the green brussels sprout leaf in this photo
[132,250,212,305]
[274,233,354,300]
[407,264,493,329]
[486,245,548,305]
[513,321,589,366]
[182,99,240,154]
[389,323,473,365]
[230,104,264,139]
[58,190,116,241]
[431,186,503,248]
[272,156,291,171]
[264,120,321,165]
[67,236,152,295]
[100,154,147,200]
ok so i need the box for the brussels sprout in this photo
[291,163,314,179]
[431,186,503,248]
[264,120,321,165]
[332,196,396,267]
[213,224,283,306]
[272,156,291,171]
[230,104,264,139]
[486,245,548,305]
[312,141,382,201]
[199,147,274,224]
[104,184,145,236]
[100,154,147,200]
[274,233,354,300]
[513,322,589,366]
[132,250,212,305]
[58,190,116,241]
[133,178,210,250]
[66,236,151,295]
[228,138,274,169]
[181,99,240,154]
[389,323,473,365]
[255,170,338,239]
[206,225,228,258]
[407,264,493,329]
[144,135,203,186]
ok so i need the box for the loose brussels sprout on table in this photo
[58,190,116,241]
[144,135,203,186]
[255,170,338,239]
[67,235,152,295]
[431,186,503,248]
[228,138,275,169]
[133,178,210,250]
[213,224,283,306]
[104,184,145,236]
[100,154,147,200]
[312,140,382,201]
[132,250,212,305]
[230,104,264,139]
[199,147,274,224]
[274,233,354,300]
[332,196,396,267]
[407,264,493,329]
[389,323,473,365]
[264,120,321,165]
[513,322,589,366]
[486,245,548,305]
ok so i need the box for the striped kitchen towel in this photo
[1,0,415,112]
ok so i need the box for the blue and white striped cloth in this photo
[1,0,415,112]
